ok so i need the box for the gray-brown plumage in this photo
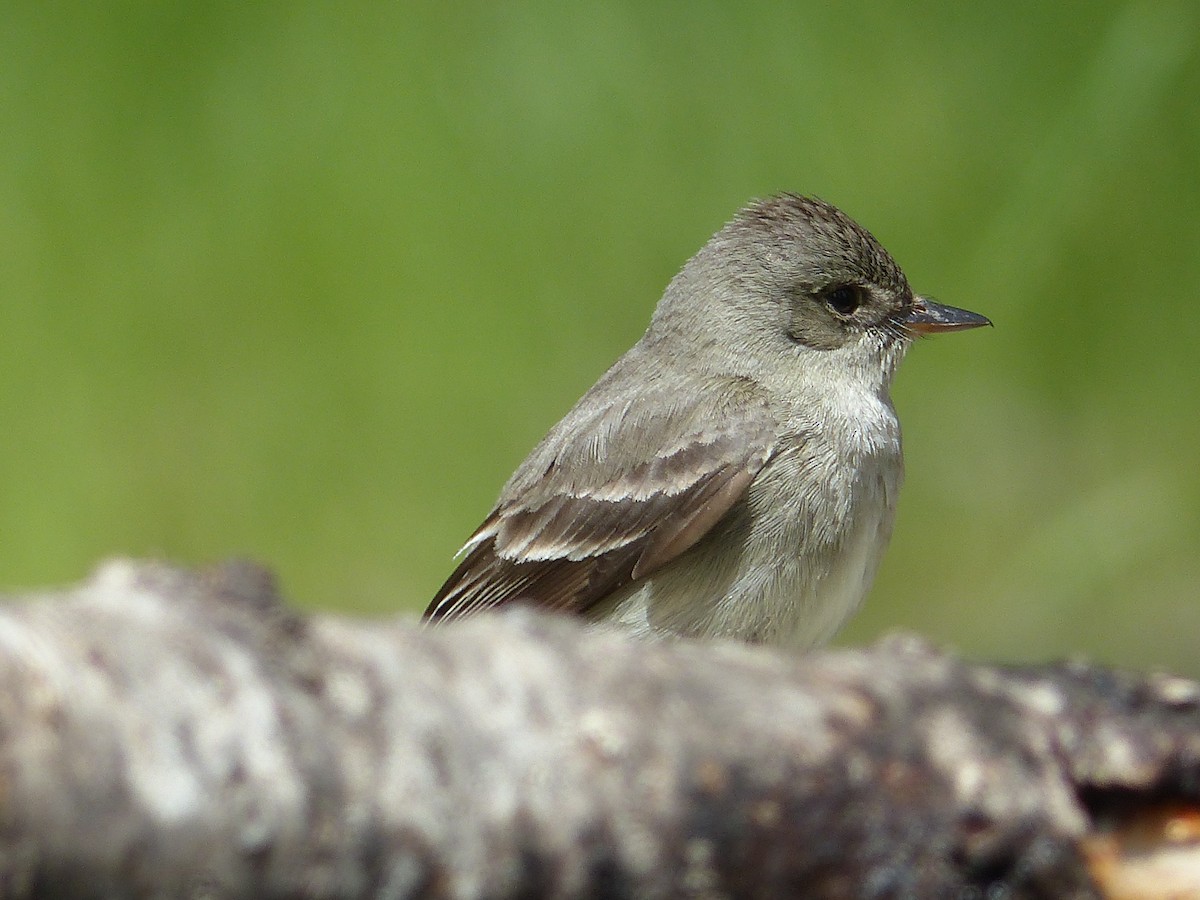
[426,194,988,649]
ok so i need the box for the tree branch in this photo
[0,559,1197,898]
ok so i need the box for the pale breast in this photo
[602,394,903,650]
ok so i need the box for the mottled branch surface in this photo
[0,561,1197,898]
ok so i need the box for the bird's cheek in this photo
[786,308,848,351]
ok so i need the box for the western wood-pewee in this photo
[425,194,989,649]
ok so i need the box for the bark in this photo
[0,558,1196,899]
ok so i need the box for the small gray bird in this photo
[426,194,989,649]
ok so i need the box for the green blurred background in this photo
[1,3,1197,672]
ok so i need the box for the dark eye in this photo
[823,285,863,316]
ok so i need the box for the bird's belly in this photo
[765,503,891,648]
[603,455,898,651]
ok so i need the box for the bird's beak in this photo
[904,296,992,335]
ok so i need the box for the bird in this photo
[425,194,989,650]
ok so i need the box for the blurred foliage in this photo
[0,2,1197,672]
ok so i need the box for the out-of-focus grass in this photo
[1,3,1197,672]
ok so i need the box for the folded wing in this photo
[425,379,776,622]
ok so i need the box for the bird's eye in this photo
[823,285,863,317]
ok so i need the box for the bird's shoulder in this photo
[503,367,778,500]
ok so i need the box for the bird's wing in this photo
[425,378,776,622]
